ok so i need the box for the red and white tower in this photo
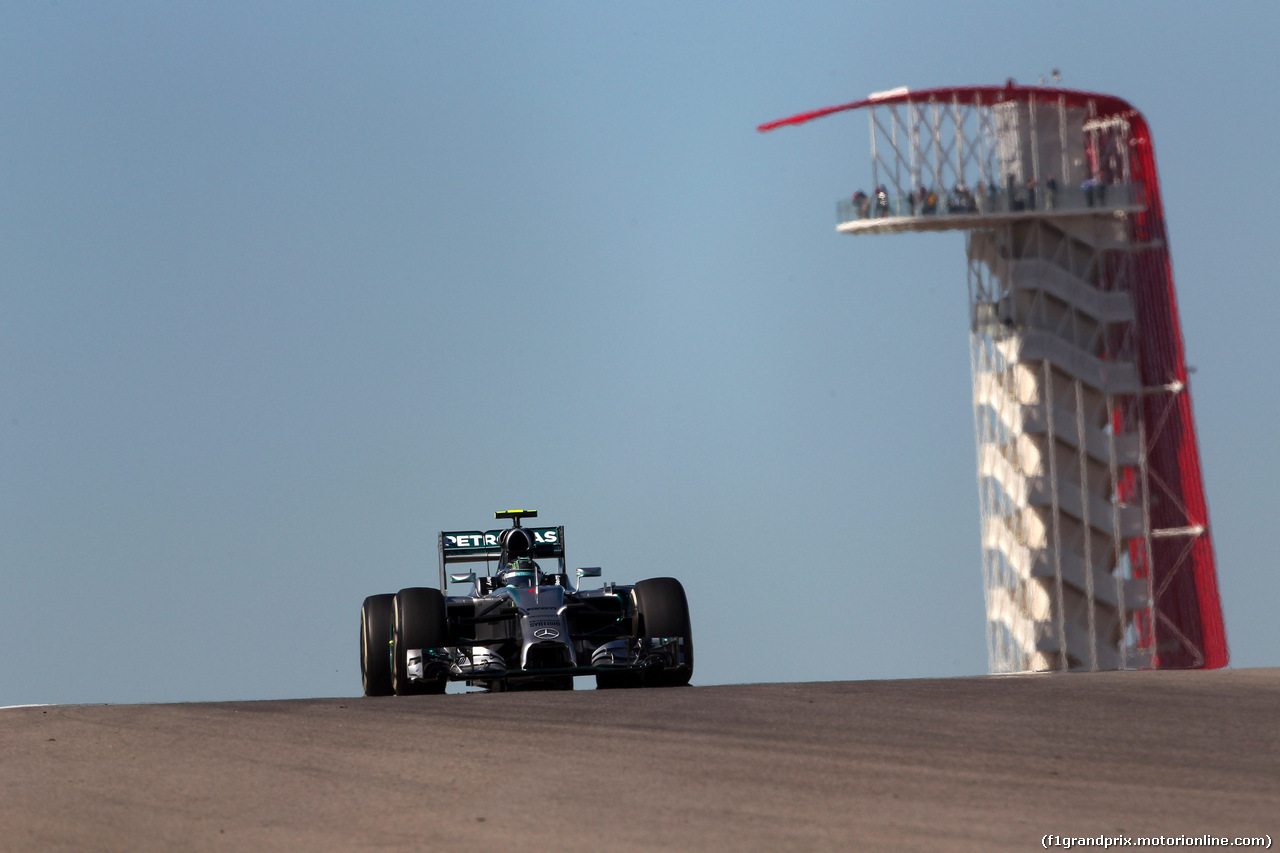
[761,83,1227,672]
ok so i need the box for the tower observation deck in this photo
[761,83,1227,672]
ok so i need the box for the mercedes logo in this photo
[533,628,560,640]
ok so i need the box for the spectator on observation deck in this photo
[852,189,870,219]
[1007,174,1022,211]
[951,182,976,213]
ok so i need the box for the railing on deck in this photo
[838,182,1143,225]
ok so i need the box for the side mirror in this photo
[576,567,602,579]
[449,572,477,585]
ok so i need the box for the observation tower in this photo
[760,82,1227,673]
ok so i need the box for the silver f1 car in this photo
[360,510,693,694]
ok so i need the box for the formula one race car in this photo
[360,510,693,694]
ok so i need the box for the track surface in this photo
[3,669,1277,851]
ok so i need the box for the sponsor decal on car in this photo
[441,528,560,550]
[533,628,561,640]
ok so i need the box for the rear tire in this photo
[393,587,449,695]
[634,577,694,687]
[360,594,395,697]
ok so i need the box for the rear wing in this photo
[437,526,565,589]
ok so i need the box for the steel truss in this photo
[761,84,1227,672]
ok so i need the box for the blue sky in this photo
[2,3,1277,704]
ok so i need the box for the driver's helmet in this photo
[500,556,541,588]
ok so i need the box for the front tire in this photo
[360,594,395,697]
[634,577,694,687]
[392,587,449,695]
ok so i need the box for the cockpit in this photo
[498,556,544,589]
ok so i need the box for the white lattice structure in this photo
[761,84,1228,673]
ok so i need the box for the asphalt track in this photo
[3,669,1277,852]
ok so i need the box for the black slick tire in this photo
[360,594,395,697]
[634,577,694,687]
[392,587,449,696]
